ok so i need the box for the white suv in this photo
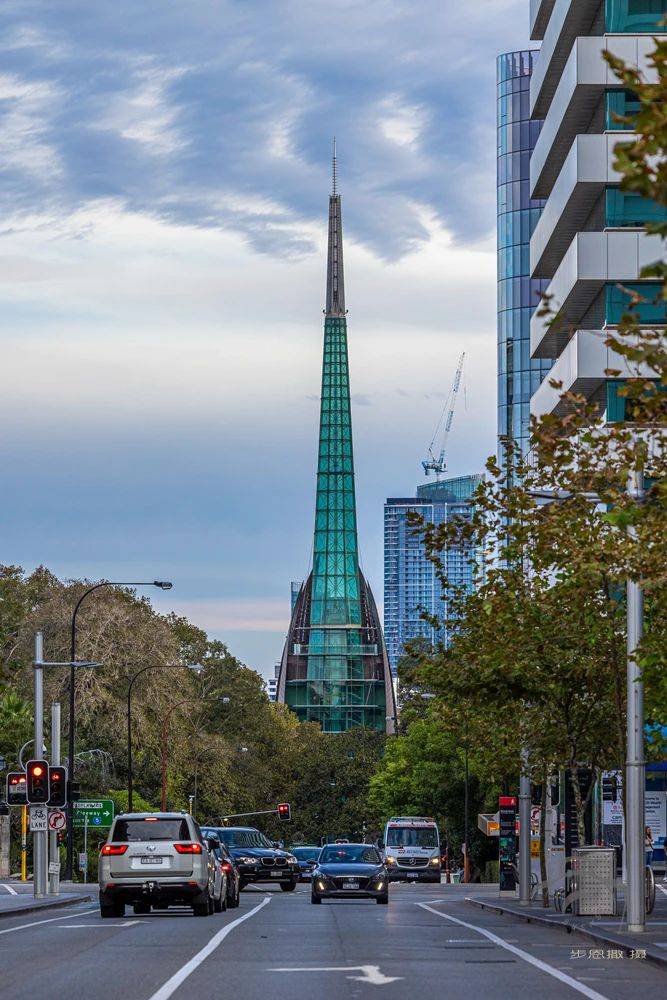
[98,812,219,918]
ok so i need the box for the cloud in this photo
[0,0,529,258]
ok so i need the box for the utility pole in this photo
[518,754,531,905]
[33,632,47,898]
[49,702,61,895]
[626,468,645,933]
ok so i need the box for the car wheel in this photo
[192,889,210,917]
[376,893,389,904]
[208,892,215,915]
[280,878,298,892]
[311,893,322,904]
[214,887,226,913]
[133,902,151,915]
[99,893,124,918]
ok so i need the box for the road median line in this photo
[147,896,272,1000]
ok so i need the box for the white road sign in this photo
[29,805,48,832]
[48,809,66,831]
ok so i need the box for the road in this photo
[0,882,663,999]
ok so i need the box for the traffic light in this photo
[68,780,81,802]
[277,802,291,822]
[6,772,27,806]
[48,766,67,807]
[26,759,50,804]
[602,773,618,802]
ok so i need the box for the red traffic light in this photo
[48,765,67,807]
[6,772,27,806]
[26,759,50,804]
[277,802,291,822]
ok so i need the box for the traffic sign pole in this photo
[49,702,61,895]
[33,632,47,898]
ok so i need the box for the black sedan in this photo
[289,846,321,881]
[311,844,388,904]
[201,826,300,892]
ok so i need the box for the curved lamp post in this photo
[64,579,172,880]
[126,663,202,812]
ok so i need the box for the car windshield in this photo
[218,829,273,849]
[112,818,191,842]
[386,827,438,848]
[319,845,381,865]
[291,847,319,860]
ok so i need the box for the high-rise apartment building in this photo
[276,155,396,733]
[528,1,666,422]
[384,474,482,675]
[497,50,553,465]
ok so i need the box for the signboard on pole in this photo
[498,795,517,894]
[73,800,114,828]
[29,805,48,832]
[48,809,66,832]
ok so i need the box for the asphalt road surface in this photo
[0,882,664,999]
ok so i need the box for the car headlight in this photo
[315,879,327,891]
[235,855,256,865]
[430,857,440,866]
[286,855,298,864]
[385,855,396,865]
[374,880,385,891]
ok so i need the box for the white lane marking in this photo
[0,906,98,936]
[58,920,141,928]
[418,903,610,1000]
[270,965,402,986]
[147,897,271,1000]
[1,884,18,895]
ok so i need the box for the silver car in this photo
[98,812,221,918]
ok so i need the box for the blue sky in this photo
[1,1,530,676]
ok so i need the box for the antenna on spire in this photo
[332,136,337,196]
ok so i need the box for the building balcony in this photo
[530,35,657,198]
[530,0,557,40]
[530,231,665,358]
[530,0,602,119]
[530,327,653,417]
[531,133,626,278]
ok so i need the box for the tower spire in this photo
[325,140,345,317]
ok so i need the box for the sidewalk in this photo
[465,884,667,969]
[0,881,96,919]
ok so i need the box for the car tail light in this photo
[221,862,232,873]
[101,844,128,856]
[174,842,203,854]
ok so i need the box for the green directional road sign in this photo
[73,799,114,828]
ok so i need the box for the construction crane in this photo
[421,351,465,479]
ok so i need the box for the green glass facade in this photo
[276,173,396,734]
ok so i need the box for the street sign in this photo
[48,809,66,831]
[79,852,88,872]
[29,805,48,832]
[73,799,114,828]
[48,861,61,875]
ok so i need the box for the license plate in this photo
[270,870,283,876]
[141,857,163,865]
[342,881,359,890]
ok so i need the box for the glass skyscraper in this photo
[276,156,396,733]
[383,474,482,675]
[497,50,552,465]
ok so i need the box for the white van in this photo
[381,816,441,883]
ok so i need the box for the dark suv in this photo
[201,825,300,892]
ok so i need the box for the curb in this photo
[0,893,93,921]
[465,896,667,970]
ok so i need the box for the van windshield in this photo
[386,827,438,848]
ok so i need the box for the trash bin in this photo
[571,847,616,916]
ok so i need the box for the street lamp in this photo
[64,579,172,880]
[126,663,203,812]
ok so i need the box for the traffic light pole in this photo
[626,468,645,933]
[33,632,47,899]
[49,702,61,895]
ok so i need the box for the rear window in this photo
[112,818,191,842]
